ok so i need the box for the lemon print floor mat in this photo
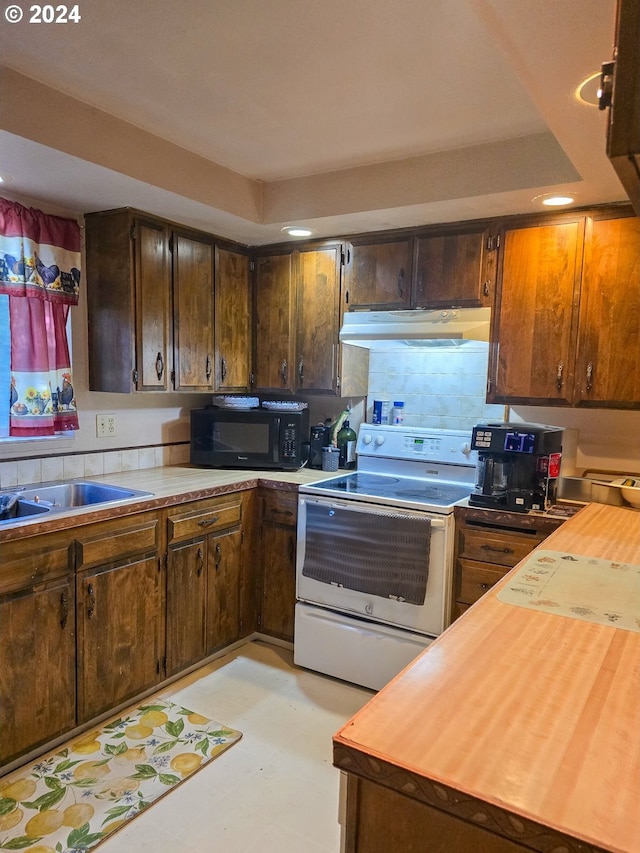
[0,698,241,851]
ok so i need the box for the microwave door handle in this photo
[273,416,280,463]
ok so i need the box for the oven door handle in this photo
[301,498,447,528]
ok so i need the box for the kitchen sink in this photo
[0,498,52,522]
[0,480,154,524]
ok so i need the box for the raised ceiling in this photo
[0,0,626,244]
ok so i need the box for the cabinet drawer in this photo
[0,531,73,594]
[76,516,159,569]
[458,558,509,605]
[168,498,242,544]
[458,527,541,568]
[261,492,298,526]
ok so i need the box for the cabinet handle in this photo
[197,547,204,576]
[198,515,220,528]
[298,358,304,383]
[87,583,95,619]
[398,268,405,297]
[214,542,222,571]
[480,544,514,555]
[221,357,227,382]
[586,361,593,391]
[272,508,293,517]
[556,361,564,391]
[281,359,288,383]
[288,535,295,563]
[60,592,68,629]
[155,352,164,380]
[206,355,212,380]
[483,280,490,297]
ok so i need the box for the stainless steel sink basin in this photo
[0,480,154,524]
[0,499,52,522]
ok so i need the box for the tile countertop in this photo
[333,502,640,853]
[0,464,336,542]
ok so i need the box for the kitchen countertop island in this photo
[334,502,640,853]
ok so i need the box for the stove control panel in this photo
[357,424,476,466]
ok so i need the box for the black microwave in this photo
[190,406,308,470]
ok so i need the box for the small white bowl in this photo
[612,477,640,508]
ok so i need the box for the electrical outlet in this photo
[96,414,117,437]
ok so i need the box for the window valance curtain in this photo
[1,197,81,437]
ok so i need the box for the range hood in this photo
[339,307,491,348]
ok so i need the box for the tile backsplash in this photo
[0,443,190,490]
[366,341,503,431]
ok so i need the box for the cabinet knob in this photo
[586,361,593,391]
[556,361,564,391]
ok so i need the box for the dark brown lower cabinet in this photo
[0,576,76,765]
[258,488,298,641]
[77,554,164,722]
[206,527,243,652]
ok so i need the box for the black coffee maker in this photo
[469,422,563,512]
[309,424,331,469]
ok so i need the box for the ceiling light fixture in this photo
[281,225,313,237]
[533,192,575,207]
[576,72,602,107]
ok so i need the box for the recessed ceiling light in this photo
[533,193,575,207]
[576,72,601,107]
[281,225,313,237]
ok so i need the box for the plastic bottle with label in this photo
[337,420,357,469]
[391,401,405,425]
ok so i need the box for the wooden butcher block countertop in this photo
[334,502,640,853]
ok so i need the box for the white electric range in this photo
[294,424,477,690]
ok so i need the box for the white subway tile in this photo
[84,453,105,477]
[138,447,156,469]
[41,455,65,483]
[63,455,85,479]
[103,451,123,474]
[121,449,139,471]
[17,458,42,486]
[0,460,19,489]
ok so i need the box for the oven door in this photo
[296,495,453,637]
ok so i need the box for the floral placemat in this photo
[497,549,640,632]
[0,698,241,851]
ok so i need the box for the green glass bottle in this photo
[337,420,357,469]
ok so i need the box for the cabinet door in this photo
[259,515,297,641]
[173,231,215,391]
[77,555,163,722]
[206,528,243,652]
[574,215,640,407]
[295,244,342,394]
[134,217,172,390]
[0,577,75,765]
[489,218,583,405]
[166,539,207,675]
[345,237,412,309]
[253,252,295,392]
[215,247,252,392]
[414,226,494,308]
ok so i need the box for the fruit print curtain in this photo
[0,197,80,436]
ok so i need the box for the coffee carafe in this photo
[469,422,564,512]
